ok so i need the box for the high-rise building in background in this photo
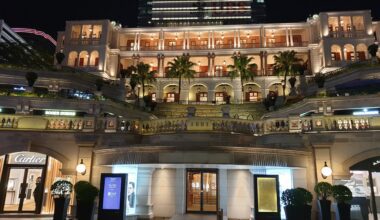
[138,0,266,27]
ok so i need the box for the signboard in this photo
[112,165,138,215]
[254,175,281,220]
[8,152,47,165]
[102,177,122,210]
[98,173,127,220]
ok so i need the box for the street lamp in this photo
[321,161,332,179]
[76,159,86,175]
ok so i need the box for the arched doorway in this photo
[343,44,355,62]
[189,84,208,103]
[356,43,368,61]
[163,85,179,103]
[214,84,234,104]
[243,83,261,102]
[0,152,62,214]
[331,45,342,62]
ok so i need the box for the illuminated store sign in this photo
[353,108,379,116]
[103,177,122,210]
[45,110,76,116]
[8,152,46,165]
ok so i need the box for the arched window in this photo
[68,51,78,66]
[89,51,99,66]
[343,44,355,61]
[78,51,89,66]
[356,43,368,61]
[331,45,342,61]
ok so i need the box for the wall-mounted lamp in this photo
[76,159,86,175]
[321,161,332,179]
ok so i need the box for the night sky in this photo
[0,0,379,38]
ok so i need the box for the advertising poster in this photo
[112,165,138,215]
[102,176,122,210]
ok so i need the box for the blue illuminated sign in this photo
[102,177,122,210]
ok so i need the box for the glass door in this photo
[186,170,218,213]
[3,167,43,212]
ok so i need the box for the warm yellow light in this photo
[76,159,86,175]
[321,161,332,179]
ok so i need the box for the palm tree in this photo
[135,62,157,101]
[167,55,197,103]
[273,50,302,99]
[227,54,257,102]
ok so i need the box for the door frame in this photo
[0,154,48,213]
[185,169,219,213]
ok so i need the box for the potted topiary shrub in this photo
[51,179,73,220]
[314,182,332,220]
[332,185,352,220]
[281,187,313,220]
[74,181,99,220]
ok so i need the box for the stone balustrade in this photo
[0,113,379,136]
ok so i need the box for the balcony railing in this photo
[328,30,367,38]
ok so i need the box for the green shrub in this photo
[332,185,352,204]
[74,181,99,203]
[281,187,313,207]
[314,182,332,200]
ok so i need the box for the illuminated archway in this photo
[68,51,78,66]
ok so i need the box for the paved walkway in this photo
[170,214,217,220]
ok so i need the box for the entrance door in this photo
[3,167,43,212]
[186,170,218,213]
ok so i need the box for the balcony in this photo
[328,30,367,38]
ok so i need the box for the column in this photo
[208,31,211,49]
[212,31,215,49]
[219,169,228,220]
[135,167,155,219]
[286,28,289,47]
[183,31,186,50]
[237,29,241,48]
[263,51,268,76]
[161,55,165,77]
[289,28,294,47]
[211,53,215,76]
[338,16,342,37]
[175,168,186,215]
[186,32,190,50]
[137,33,141,51]
[157,54,161,77]
[134,32,138,51]
[161,30,165,50]
[234,30,237,48]
[207,53,211,76]
[259,51,264,76]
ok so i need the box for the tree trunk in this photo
[241,78,244,104]
[178,75,182,104]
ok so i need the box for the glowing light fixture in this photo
[321,161,332,179]
[76,159,86,175]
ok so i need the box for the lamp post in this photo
[321,161,332,179]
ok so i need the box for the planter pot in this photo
[285,205,312,220]
[76,200,95,220]
[317,199,331,220]
[337,203,351,220]
[53,197,70,220]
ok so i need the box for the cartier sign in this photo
[8,152,47,165]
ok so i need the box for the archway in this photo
[163,84,179,103]
[331,45,342,61]
[89,50,99,67]
[144,85,157,101]
[243,83,261,102]
[356,43,368,61]
[214,84,234,104]
[0,151,63,214]
[343,44,355,61]
[189,84,208,102]
[68,51,78,67]
[78,51,89,67]
[268,82,288,97]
